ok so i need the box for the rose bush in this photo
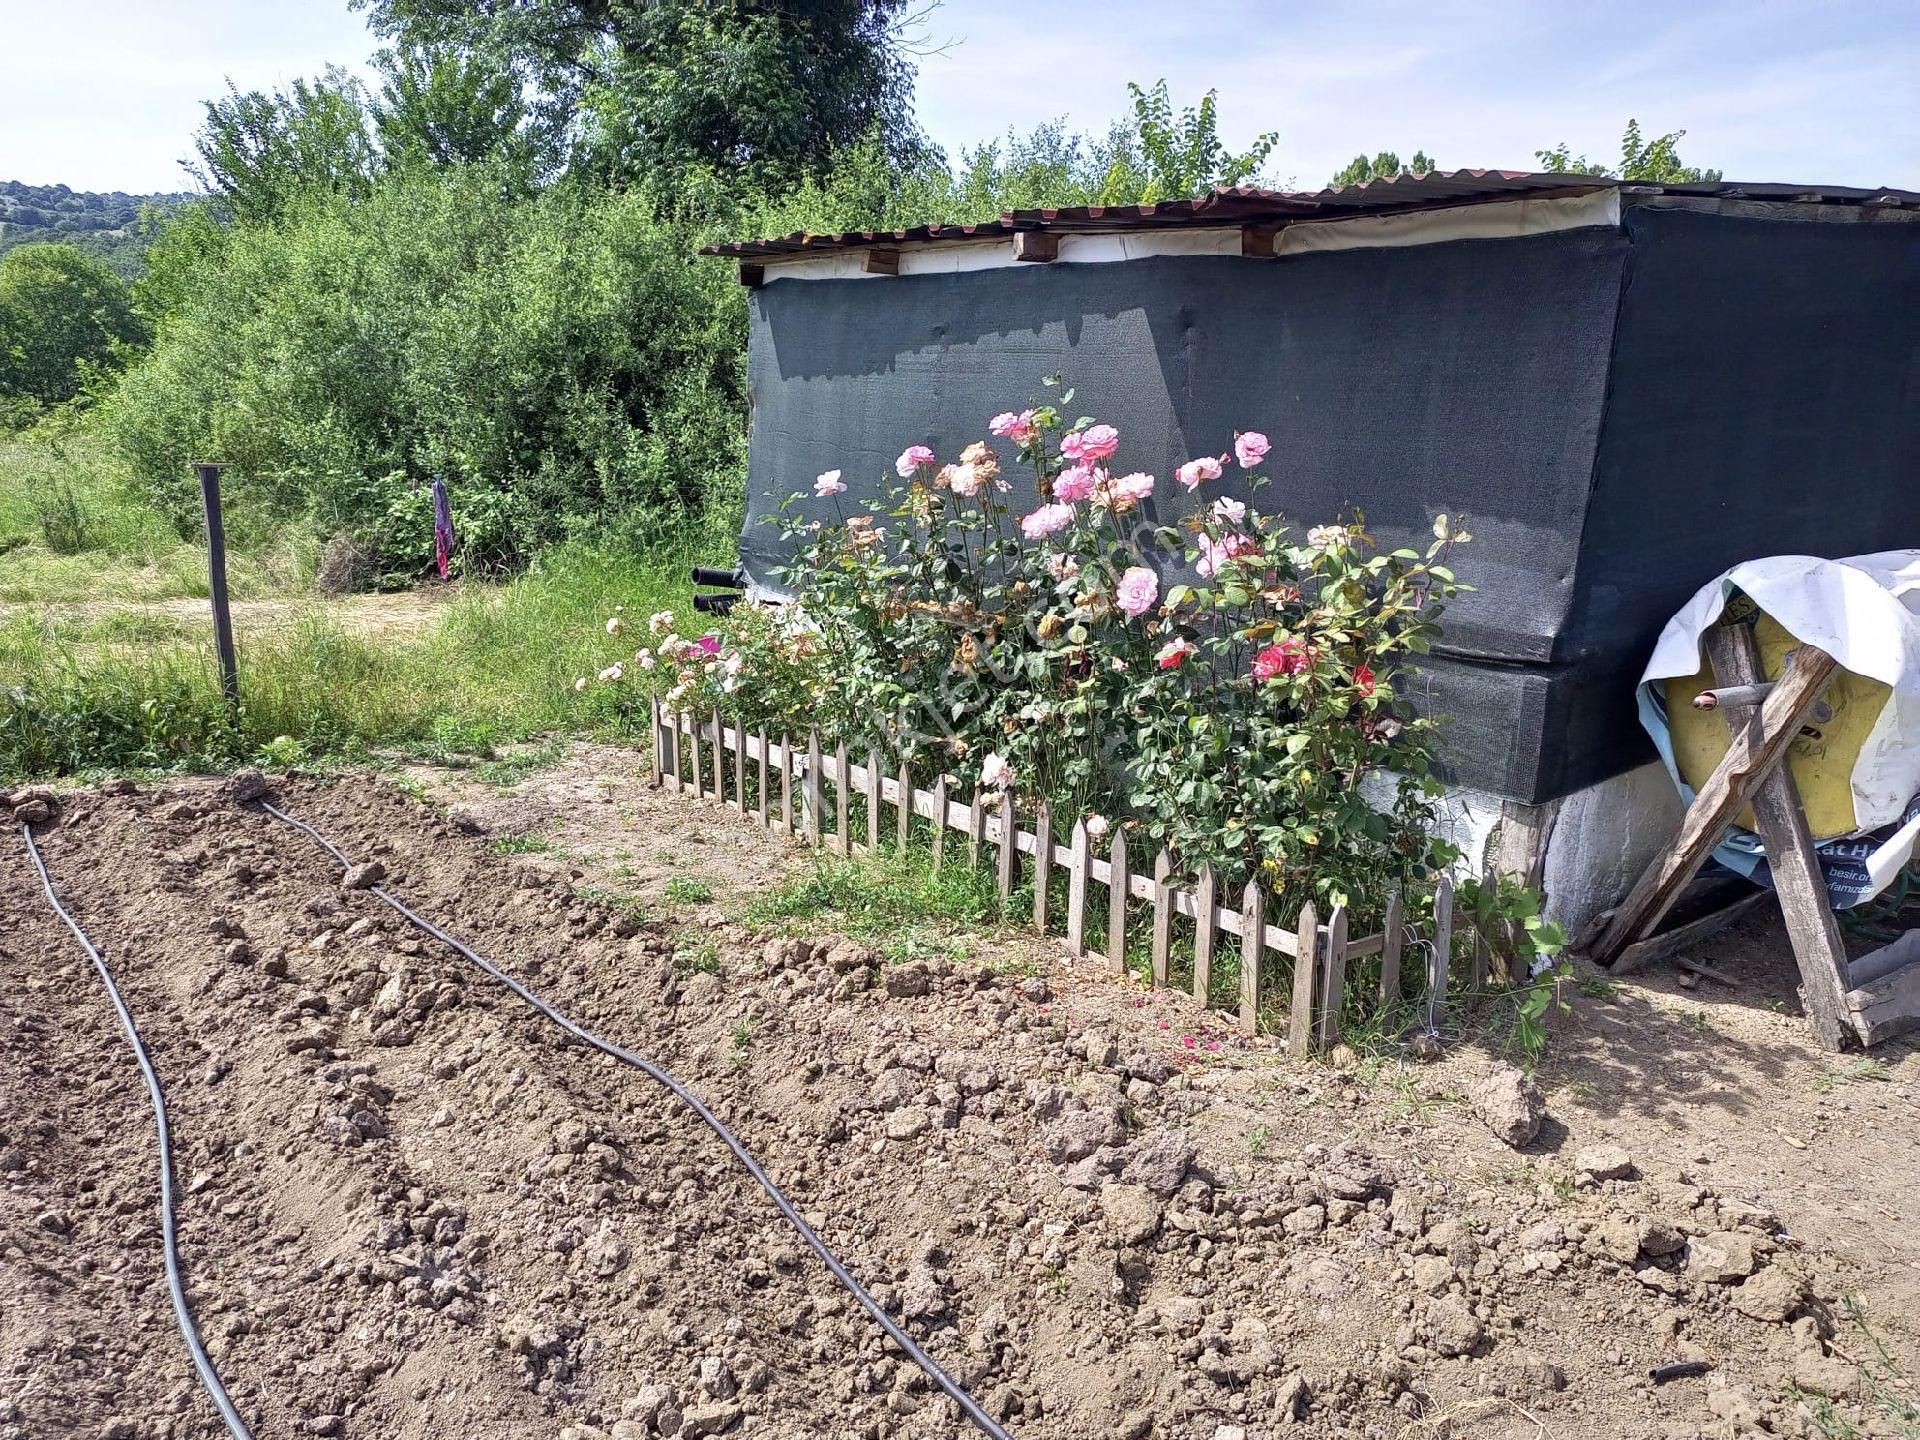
[588,378,1476,923]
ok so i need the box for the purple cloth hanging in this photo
[431,477,455,580]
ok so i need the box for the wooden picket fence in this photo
[650,701,1460,1055]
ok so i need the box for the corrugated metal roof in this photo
[702,169,1920,258]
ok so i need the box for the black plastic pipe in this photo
[18,824,256,1440]
[258,801,1017,1440]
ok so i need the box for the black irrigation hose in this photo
[17,825,257,1440]
[259,801,1018,1440]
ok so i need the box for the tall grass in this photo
[0,540,704,780]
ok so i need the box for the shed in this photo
[704,170,1920,899]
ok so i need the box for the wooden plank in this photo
[866,747,883,852]
[1613,888,1771,975]
[1239,883,1267,1038]
[1150,850,1173,989]
[930,775,948,869]
[755,727,769,827]
[862,246,900,275]
[733,717,747,815]
[1318,904,1348,1052]
[996,793,1018,901]
[1704,625,1854,1050]
[804,732,824,847]
[1031,803,1054,931]
[897,757,913,852]
[1192,863,1217,1006]
[1428,878,1454,1032]
[1845,960,1920,1048]
[779,735,794,836]
[1589,641,1839,965]
[968,789,986,870]
[649,698,665,788]
[710,712,725,802]
[1379,883,1405,1006]
[1106,831,1130,976]
[832,741,850,853]
[687,711,703,800]
[1012,230,1059,262]
[1288,901,1318,1056]
[1065,819,1091,957]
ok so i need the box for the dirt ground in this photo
[2,748,1915,1440]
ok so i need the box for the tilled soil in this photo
[2,772,1916,1440]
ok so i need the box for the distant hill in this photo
[0,181,193,278]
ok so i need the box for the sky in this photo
[1,0,1914,195]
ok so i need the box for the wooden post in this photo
[897,757,913,852]
[968,788,986,870]
[194,462,240,711]
[650,698,665,788]
[687,712,704,800]
[1192,863,1217,1006]
[1150,850,1173,989]
[756,727,769,827]
[1239,883,1267,1038]
[780,735,794,836]
[1379,883,1405,1006]
[733,717,747,815]
[1703,624,1855,1050]
[1031,803,1054,931]
[930,775,948,869]
[995,792,1017,901]
[834,741,850,854]
[1588,641,1839,963]
[1065,819,1091,957]
[1107,831,1130,976]
[805,732,823,848]
[1288,902,1318,1055]
[865,747,883,852]
[1428,878,1454,1032]
[1318,904,1348,1052]
[710,713,725,802]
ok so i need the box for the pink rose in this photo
[896,444,936,477]
[990,408,1038,442]
[1252,638,1311,681]
[1113,471,1154,503]
[814,469,845,497]
[1115,566,1159,618]
[1079,423,1119,460]
[694,634,722,657]
[1156,636,1197,670]
[1234,431,1271,469]
[1176,456,1223,490]
[1054,464,1100,502]
[1196,533,1255,577]
[1020,502,1075,539]
[1211,496,1246,525]
[947,462,985,497]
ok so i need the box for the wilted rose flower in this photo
[1086,814,1111,839]
[1177,456,1223,490]
[1307,523,1347,550]
[1046,553,1080,581]
[1115,566,1159,618]
[573,677,589,693]
[1053,464,1099,502]
[598,663,624,683]
[647,609,676,637]
[1021,502,1076,539]
[814,469,846,497]
[635,648,655,670]
[981,752,1014,790]
[1155,636,1197,670]
[1234,431,1271,469]
[896,444,936,477]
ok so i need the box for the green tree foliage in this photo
[0,182,187,277]
[1328,149,1437,188]
[1122,81,1276,201]
[369,45,547,176]
[1536,119,1721,183]
[0,244,144,416]
[188,71,380,222]
[351,0,921,182]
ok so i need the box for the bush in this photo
[593,380,1472,922]
[0,242,145,413]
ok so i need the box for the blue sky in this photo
[2,0,1914,193]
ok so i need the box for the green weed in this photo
[1814,1058,1893,1094]
[491,834,551,855]
[663,876,714,904]
[673,936,721,975]
[1577,975,1620,1001]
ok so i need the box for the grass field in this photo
[0,428,721,781]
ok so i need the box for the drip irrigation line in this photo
[17,824,256,1440]
[258,801,1017,1440]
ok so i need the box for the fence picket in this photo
[686,711,704,799]
[1150,849,1173,988]
[1289,901,1318,1055]
[754,727,769,826]
[864,747,882,851]
[1239,883,1267,1037]
[995,792,1017,900]
[779,734,794,835]
[1428,877,1454,1034]
[733,717,747,814]
[1379,883,1404,1005]
[930,775,948,868]
[897,757,913,851]
[834,741,850,853]
[1192,863,1216,1005]
[1064,820,1090,956]
[1031,803,1054,931]
[1107,831,1130,976]
[968,789,986,869]
[805,732,823,847]
[649,698,665,788]
[1318,904,1348,1052]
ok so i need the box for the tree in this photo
[1122,81,1276,202]
[0,243,144,411]
[351,0,923,182]
[1328,150,1437,189]
[187,71,378,222]
[1535,119,1720,183]
[370,45,547,177]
